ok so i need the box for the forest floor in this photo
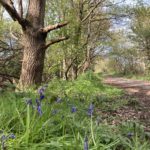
[103,77,150,131]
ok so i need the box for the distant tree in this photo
[0,18,22,87]
[131,5,150,70]
[108,31,145,75]
[44,0,111,80]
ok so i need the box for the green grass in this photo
[0,72,149,149]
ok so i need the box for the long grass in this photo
[0,72,150,149]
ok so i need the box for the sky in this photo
[111,0,150,31]
[116,0,150,5]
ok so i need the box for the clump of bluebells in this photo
[25,85,48,115]
[0,132,15,150]
[38,86,47,101]
[23,85,97,149]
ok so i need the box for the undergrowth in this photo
[0,72,149,149]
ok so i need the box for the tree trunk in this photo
[18,0,46,88]
[19,28,46,88]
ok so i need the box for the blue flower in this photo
[38,87,46,100]
[36,99,40,106]
[84,136,89,150]
[26,99,32,105]
[87,103,94,116]
[1,135,6,150]
[38,87,45,95]
[37,105,42,116]
[1,135,6,141]
[40,95,45,100]
[71,106,77,113]
[1,133,15,150]
[127,132,134,138]
[36,99,42,116]
[8,134,15,139]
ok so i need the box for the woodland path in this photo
[104,77,150,131]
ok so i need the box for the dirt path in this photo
[104,77,150,131]
[104,77,150,95]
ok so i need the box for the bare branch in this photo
[0,73,19,79]
[82,0,105,22]
[44,36,69,49]
[18,0,23,18]
[40,22,68,33]
[90,14,128,22]
[0,0,26,28]
[0,55,15,61]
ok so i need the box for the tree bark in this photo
[19,28,46,87]
[18,0,46,88]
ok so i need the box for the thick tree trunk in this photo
[19,28,46,87]
[18,0,46,88]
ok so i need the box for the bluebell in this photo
[71,106,77,113]
[36,99,42,116]
[84,136,89,150]
[40,95,45,100]
[26,99,32,105]
[87,103,94,116]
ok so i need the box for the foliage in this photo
[130,5,150,71]
[47,72,122,99]
[0,20,22,85]
[44,0,111,80]
[0,73,150,149]
[107,30,145,75]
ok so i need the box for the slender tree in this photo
[0,0,68,88]
[131,6,150,70]
[45,0,111,80]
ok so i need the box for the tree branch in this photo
[0,0,26,28]
[40,22,69,33]
[44,36,69,49]
[18,0,23,18]
[82,0,105,22]
[0,55,15,61]
[0,73,19,79]
[90,14,129,22]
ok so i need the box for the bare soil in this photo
[104,77,150,131]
